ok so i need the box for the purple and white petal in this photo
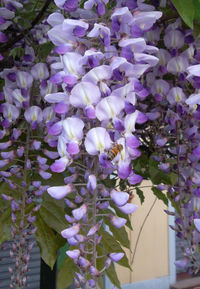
[118,203,138,214]
[109,215,127,228]
[70,81,101,108]
[61,224,80,239]
[66,249,80,259]
[47,184,73,199]
[85,127,112,155]
[72,204,87,221]
[109,253,124,262]
[110,190,129,207]
[96,95,125,121]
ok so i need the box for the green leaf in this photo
[167,192,180,213]
[18,18,31,29]
[103,217,130,249]
[57,242,69,270]
[38,42,54,61]
[102,176,117,189]
[148,157,174,185]
[40,196,66,234]
[133,153,149,178]
[57,257,77,289]
[106,262,121,289]
[0,207,12,245]
[9,47,25,59]
[193,0,200,21]
[100,230,131,270]
[152,187,168,206]
[135,188,145,204]
[35,212,60,269]
[194,22,200,38]
[98,276,104,289]
[171,0,194,28]
[96,245,107,271]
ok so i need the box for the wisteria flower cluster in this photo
[0,0,164,288]
[3,0,200,288]
[43,0,162,287]
[136,1,200,274]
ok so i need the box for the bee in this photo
[128,192,134,203]
[107,144,123,161]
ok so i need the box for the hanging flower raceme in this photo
[42,0,164,287]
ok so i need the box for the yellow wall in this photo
[116,180,169,285]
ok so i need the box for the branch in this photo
[0,0,52,54]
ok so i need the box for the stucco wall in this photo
[116,180,169,285]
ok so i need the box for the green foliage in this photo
[151,187,168,206]
[0,207,12,245]
[9,47,25,60]
[103,216,130,249]
[57,256,77,289]
[194,0,200,21]
[35,211,63,269]
[148,156,177,186]
[102,175,117,189]
[39,193,67,234]
[171,0,200,30]
[135,188,145,204]
[171,0,194,28]
[97,241,121,288]
[98,276,104,289]
[106,262,121,289]
[37,42,54,61]
[57,242,69,270]
[100,230,132,270]
[133,153,149,179]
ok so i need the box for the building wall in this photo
[116,180,169,285]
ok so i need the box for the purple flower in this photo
[70,81,101,108]
[47,184,73,199]
[90,266,100,277]
[167,56,189,75]
[62,19,89,38]
[118,203,138,214]
[194,219,200,232]
[72,204,87,221]
[128,172,143,185]
[16,71,33,88]
[111,7,133,32]
[31,63,49,80]
[88,23,110,46]
[87,220,103,236]
[110,190,129,207]
[78,256,90,268]
[164,29,184,49]
[87,175,97,191]
[109,253,124,262]
[96,95,125,121]
[109,215,127,228]
[85,127,112,155]
[62,117,84,143]
[54,0,78,11]
[66,249,80,259]
[174,259,188,268]
[84,0,108,15]
[1,103,20,123]
[124,111,139,134]
[0,31,8,43]
[47,12,64,27]
[61,224,80,239]
[24,106,43,126]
